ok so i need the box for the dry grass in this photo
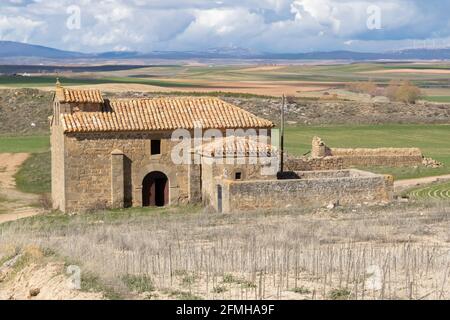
[1,202,450,300]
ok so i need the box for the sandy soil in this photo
[0,156,101,300]
[0,153,42,224]
[0,262,103,300]
[0,153,29,188]
[361,69,450,74]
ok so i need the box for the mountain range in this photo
[2,40,450,61]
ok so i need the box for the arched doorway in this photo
[142,171,169,207]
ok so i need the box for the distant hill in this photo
[1,41,450,61]
[0,41,88,59]
[256,49,450,60]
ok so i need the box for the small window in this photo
[151,140,161,155]
[235,172,242,180]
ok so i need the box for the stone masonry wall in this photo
[220,170,393,213]
[285,156,344,171]
[63,132,190,212]
[51,124,66,211]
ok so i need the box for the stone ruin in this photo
[287,136,442,171]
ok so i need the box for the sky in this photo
[0,0,449,53]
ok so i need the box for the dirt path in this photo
[394,174,450,193]
[0,153,43,224]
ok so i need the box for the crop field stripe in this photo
[408,182,450,200]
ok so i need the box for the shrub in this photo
[168,290,203,300]
[222,273,238,283]
[386,80,422,103]
[213,285,228,294]
[121,274,154,293]
[347,81,378,96]
[181,273,197,286]
[292,286,311,294]
[329,288,351,300]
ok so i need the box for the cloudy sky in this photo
[0,0,449,53]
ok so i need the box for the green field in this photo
[15,152,51,194]
[422,96,450,103]
[0,135,50,153]
[285,124,450,180]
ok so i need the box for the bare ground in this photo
[0,246,103,300]
[108,92,450,126]
[0,155,102,300]
[394,174,450,193]
[0,153,43,224]
[0,89,52,135]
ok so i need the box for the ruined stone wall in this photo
[336,154,423,167]
[220,170,393,213]
[285,156,344,171]
[63,132,190,212]
[286,153,423,171]
[330,147,423,166]
[311,136,331,158]
[287,137,424,171]
[330,148,422,157]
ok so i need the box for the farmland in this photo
[1,62,450,99]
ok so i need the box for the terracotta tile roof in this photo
[198,136,277,157]
[56,87,104,104]
[61,97,274,133]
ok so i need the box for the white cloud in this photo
[290,0,418,37]
[173,8,266,49]
[0,0,446,53]
[0,15,44,42]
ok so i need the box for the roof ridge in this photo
[61,96,274,133]
[109,96,223,101]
